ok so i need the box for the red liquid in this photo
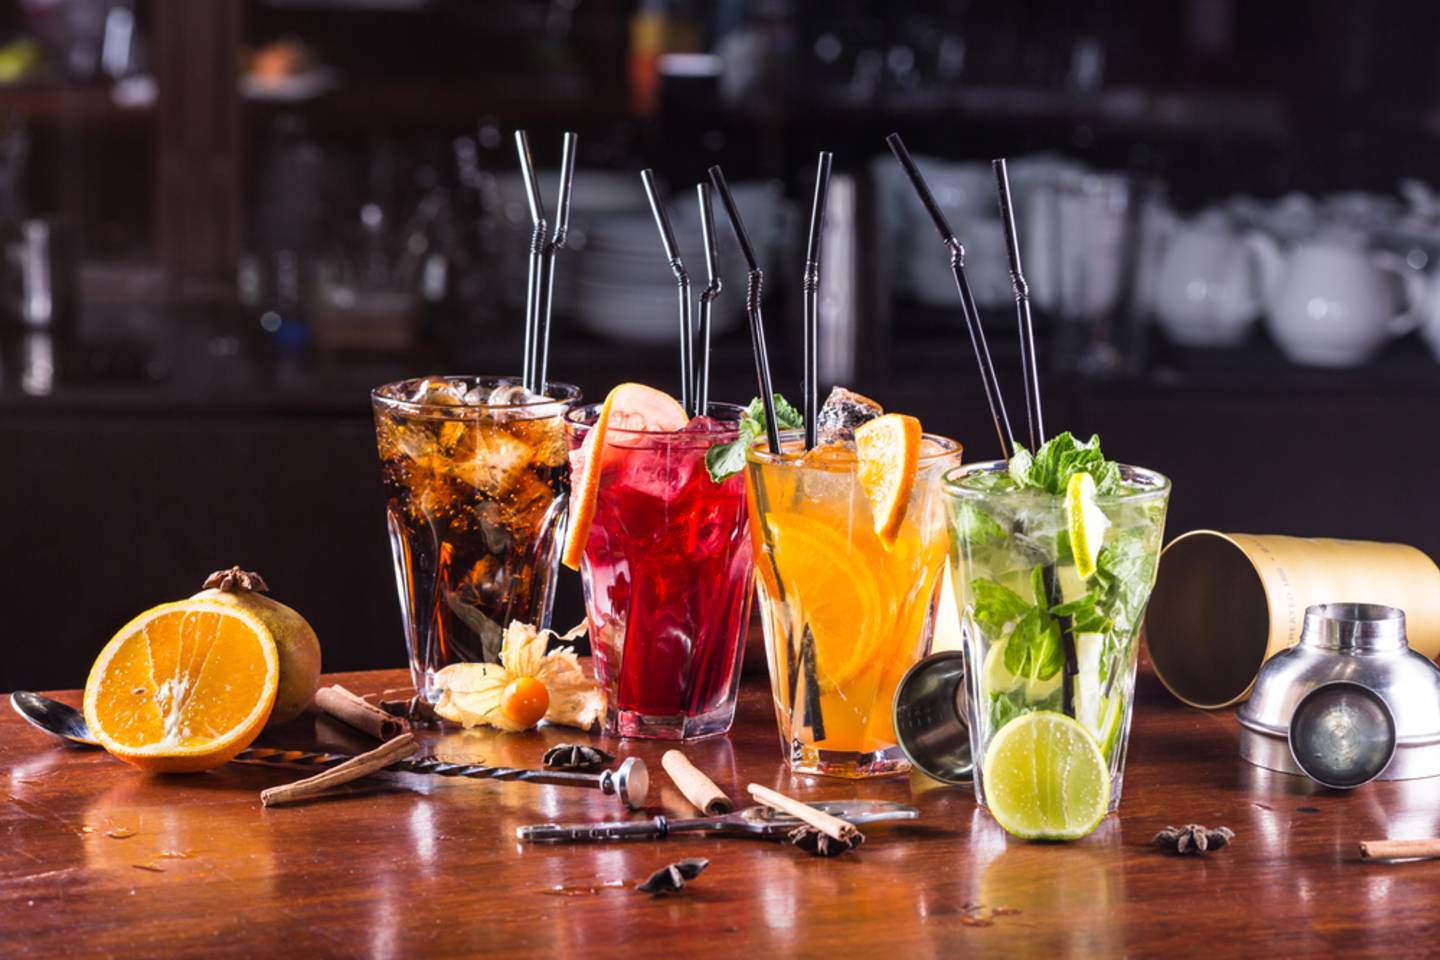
[575,415,753,737]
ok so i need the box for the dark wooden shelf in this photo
[0,84,153,127]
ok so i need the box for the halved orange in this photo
[855,413,923,547]
[83,600,279,773]
[560,382,687,569]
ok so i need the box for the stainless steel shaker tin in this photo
[892,651,973,784]
[1237,603,1440,784]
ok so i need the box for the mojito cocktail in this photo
[372,376,580,701]
[944,436,1168,834]
[563,385,754,739]
[747,414,961,778]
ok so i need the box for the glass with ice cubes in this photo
[371,376,581,701]
[564,400,755,739]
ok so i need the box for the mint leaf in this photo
[988,685,1063,733]
[1094,527,1158,633]
[1050,591,1112,634]
[768,393,805,430]
[706,393,803,483]
[972,578,1029,635]
[1003,595,1064,682]
[703,418,758,482]
[1006,432,1123,496]
[951,502,1007,549]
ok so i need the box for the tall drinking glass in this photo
[372,376,581,701]
[746,435,962,777]
[566,402,755,740]
[943,461,1169,811]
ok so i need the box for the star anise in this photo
[542,743,615,770]
[202,567,269,594]
[636,858,709,894]
[1152,824,1234,856]
[787,824,866,857]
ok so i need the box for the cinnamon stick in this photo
[663,750,733,815]
[315,684,405,740]
[260,734,418,807]
[747,783,859,843]
[1359,838,1440,860]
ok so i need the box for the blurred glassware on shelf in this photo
[494,169,787,345]
[817,173,860,386]
[5,219,69,332]
[241,37,340,103]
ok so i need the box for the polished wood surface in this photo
[4,668,1439,958]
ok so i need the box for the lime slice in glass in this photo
[1097,693,1125,762]
[982,711,1111,841]
[1065,471,1110,580]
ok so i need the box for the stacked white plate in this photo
[496,170,790,345]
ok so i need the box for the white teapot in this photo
[1148,210,1268,348]
[1400,259,1440,363]
[1249,227,1419,367]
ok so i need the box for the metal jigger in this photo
[1238,603,1440,788]
[892,651,973,784]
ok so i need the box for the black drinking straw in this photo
[707,165,781,453]
[534,131,578,394]
[885,133,1015,457]
[514,130,547,393]
[695,182,721,414]
[640,169,695,415]
[993,158,1044,451]
[801,152,833,451]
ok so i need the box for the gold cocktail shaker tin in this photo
[1143,531,1440,709]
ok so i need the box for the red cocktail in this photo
[565,401,753,739]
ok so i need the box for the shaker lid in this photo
[1301,603,1407,652]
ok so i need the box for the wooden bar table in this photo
[4,668,1439,958]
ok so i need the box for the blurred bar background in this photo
[4,0,1439,689]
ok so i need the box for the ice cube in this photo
[614,444,699,503]
[681,415,725,434]
[396,422,439,462]
[816,387,883,443]
[510,414,568,468]
[499,468,559,536]
[486,383,537,406]
[447,424,534,497]
[411,376,465,406]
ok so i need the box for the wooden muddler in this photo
[662,750,733,815]
[747,783,859,843]
[261,733,418,807]
[1359,839,1440,860]
[315,684,405,740]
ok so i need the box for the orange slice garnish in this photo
[855,413,923,547]
[560,382,688,570]
[83,600,279,773]
[764,512,892,693]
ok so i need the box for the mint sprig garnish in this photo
[1007,431,1122,496]
[705,394,804,482]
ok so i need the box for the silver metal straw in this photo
[534,131,578,394]
[514,130,547,393]
[885,133,1015,456]
[640,169,695,414]
[802,152,833,450]
[993,158,1044,451]
[708,164,781,453]
[695,182,721,414]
